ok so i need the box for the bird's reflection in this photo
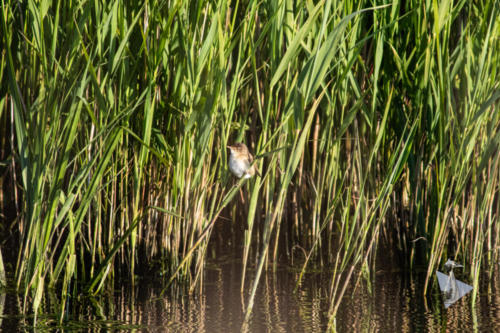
[436,259,473,308]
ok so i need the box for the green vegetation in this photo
[1,0,499,326]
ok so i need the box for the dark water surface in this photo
[1,260,500,332]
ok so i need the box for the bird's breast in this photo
[229,156,249,178]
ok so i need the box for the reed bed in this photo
[1,0,499,325]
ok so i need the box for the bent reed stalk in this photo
[1,0,499,323]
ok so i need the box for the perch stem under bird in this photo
[227,143,260,179]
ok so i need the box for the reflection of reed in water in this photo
[2,267,500,331]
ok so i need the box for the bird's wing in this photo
[247,152,261,177]
[247,151,254,163]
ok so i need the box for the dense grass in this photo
[1,0,499,325]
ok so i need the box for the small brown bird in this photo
[227,143,260,179]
